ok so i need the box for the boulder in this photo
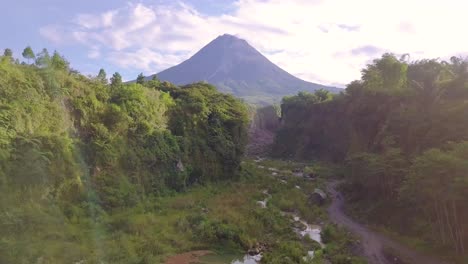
[309,188,327,205]
[248,242,268,256]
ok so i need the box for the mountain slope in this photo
[150,34,339,103]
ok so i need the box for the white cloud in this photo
[108,48,186,72]
[39,25,64,44]
[87,47,101,59]
[39,0,468,86]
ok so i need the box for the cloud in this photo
[39,25,65,44]
[351,45,384,56]
[338,24,360,32]
[108,48,187,72]
[87,47,101,59]
[39,0,468,86]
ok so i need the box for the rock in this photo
[257,200,267,208]
[308,188,327,206]
[248,242,268,256]
[293,171,304,177]
[292,220,307,231]
[304,172,317,180]
[292,168,301,173]
[248,248,260,256]
[176,159,185,172]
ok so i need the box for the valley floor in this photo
[1,158,364,264]
[159,158,365,264]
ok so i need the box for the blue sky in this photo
[2,0,467,86]
[2,0,235,80]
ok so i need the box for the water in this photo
[303,251,315,261]
[291,214,323,246]
[231,254,262,264]
[199,253,262,264]
[257,190,271,209]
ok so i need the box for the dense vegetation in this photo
[0,48,249,263]
[273,54,468,260]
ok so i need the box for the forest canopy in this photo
[273,54,468,256]
[0,48,249,262]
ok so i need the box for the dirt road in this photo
[326,182,450,264]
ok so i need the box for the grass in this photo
[0,158,364,264]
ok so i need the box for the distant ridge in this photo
[149,34,340,104]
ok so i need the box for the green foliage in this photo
[273,53,468,257]
[0,48,250,263]
[167,82,249,182]
[22,46,35,63]
[97,68,108,85]
[136,72,145,84]
[35,48,51,67]
[318,224,366,264]
[110,72,122,89]
[51,50,69,71]
[3,48,13,57]
[262,241,306,263]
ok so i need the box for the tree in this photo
[110,72,122,89]
[146,74,161,89]
[35,48,51,67]
[22,46,35,63]
[97,68,108,85]
[361,53,408,92]
[314,89,332,102]
[403,143,468,254]
[136,73,145,85]
[3,48,13,57]
[51,51,69,70]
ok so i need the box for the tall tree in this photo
[51,51,69,70]
[22,46,35,63]
[35,48,51,67]
[146,74,161,89]
[110,72,122,89]
[136,73,145,85]
[97,68,108,85]
[3,48,13,57]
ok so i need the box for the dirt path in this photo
[326,181,450,264]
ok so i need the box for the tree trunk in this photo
[443,201,458,254]
[434,200,446,245]
[452,200,465,255]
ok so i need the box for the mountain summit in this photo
[151,34,338,103]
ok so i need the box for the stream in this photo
[251,189,324,263]
[198,164,324,264]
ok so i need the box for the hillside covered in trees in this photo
[0,48,249,262]
[273,54,468,260]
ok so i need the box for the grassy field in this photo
[1,158,365,263]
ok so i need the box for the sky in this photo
[2,0,468,87]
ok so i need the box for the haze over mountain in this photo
[149,34,339,104]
